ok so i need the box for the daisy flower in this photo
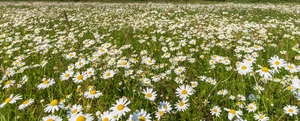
[60,70,74,81]
[143,57,155,65]
[130,109,151,121]
[210,106,222,117]
[68,104,83,117]
[254,113,269,121]
[102,70,116,79]
[283,105,298,116]
[217,89,228,96]
[84,89,102,99]
[176,85,194,99]
[2,80,15,89]
[73,72,87,83]
[246,103,257,112]
[75,59,88,69]
[237,62,253,75]
[42,115,62,121]
[268,56,285,69]
[285,63,299,73]
[85,68,95,78]
[175,99,189,111]
[174,67,185,75]
[224,108,243,120]
[159,101,172,113]
[18,99,34,110]
[44,99,60,113]
[190,81,198,88]
[110,97,131,116]
[117,59,130,68]
[66,52,76,60]
[0,94,22,108]
[99,111,112,121]
[256,66,273,80]
[142,88,157,101]
[155,108,166,120]
[69,113,94,121]
[37,78,55,89]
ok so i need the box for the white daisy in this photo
[0,94,22,108]
[102,70,116,79]
[175,99,189,112]
[176,85,194,99]
[44,99,60,113]
[18,99,34,110]
[210,106,222,117]
[254,113,269,121]
[60,70,74,81]
[142,88,157,101]
[42,115,62,121]
[110,97,131,116]
[69,113,94,121]
[37,78,55,89]
[283,105,298,116]
[237,62,253,75]
[84,89,102,99]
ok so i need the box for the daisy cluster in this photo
[0,2,299,121]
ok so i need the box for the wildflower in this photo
[210,106,222,117]
[37,78,55,89]
[42,115,62,121]
[110,97,131,116]
[44,99,60,113]
[142,88,157,101]
[283,105,298,116]
[18,99,34,110]
[176,85,194,99]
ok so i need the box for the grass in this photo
[0,2,299,121]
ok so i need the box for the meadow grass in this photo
[0,2,299,121]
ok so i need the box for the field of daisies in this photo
[0,2,300,121]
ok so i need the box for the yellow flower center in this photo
[288,109,294,112]
[179,101,184,107]
[241,65,247,70]
[72,109,78,114]
[159,111,164,116]
[146,93,152,98]
[50,99,58,106]
[5,81,10,85]
[90,90,96,95]
[77,75,83,80]
[121,62,127,65]
[213,109,218,112]
[274,61,280,65]
[249,106,254,109]
[259,115,264,119]
[42,80,49,84]
[288,65,294,69]
[65,74,70,77]
[117,104,124,111]
[181,90,187,95]
[229,109,236,114]
[4,98,12,103]
[105,73,111,77]
[22,100,30,105]
[261,67,269,72]
[76,115,86,121]
[138,116,146,121]
[103,117,109,121]
[46,118,54,121]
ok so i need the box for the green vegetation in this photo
[0,2,299,121]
